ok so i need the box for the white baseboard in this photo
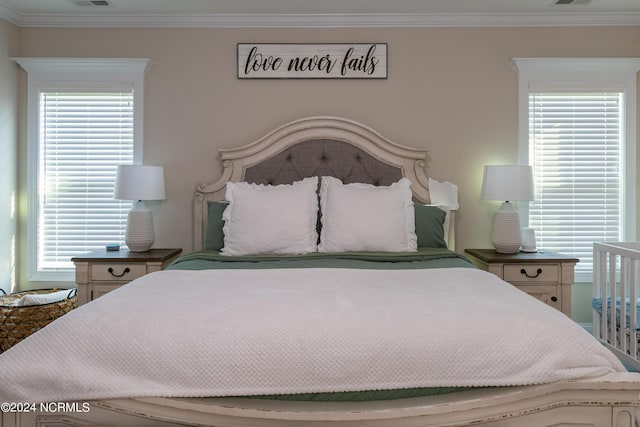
[579,322,593,334]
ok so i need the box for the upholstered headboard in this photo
[193,116,455,250]
[243,139,403,187]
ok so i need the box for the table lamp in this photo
[114,165,166,252]
[481,165,534,254]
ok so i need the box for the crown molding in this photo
[512,57,640,74]
[1,11,640,28]
[0,2,20,25]
[12,57,151,74]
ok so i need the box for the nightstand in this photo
[72,248,182,305]
[464,248,578,317]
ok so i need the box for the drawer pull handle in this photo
[551,296,558,302]
[108,267,130,278]
[520,268,543,279]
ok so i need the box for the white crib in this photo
[593,242,640,371]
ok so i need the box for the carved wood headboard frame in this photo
[193,116,455,251]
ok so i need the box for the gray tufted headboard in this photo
[243,139,402,187]
[193,116,455,251]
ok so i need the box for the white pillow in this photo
[221,177,319,256]
[428,177,459,210]
[318,176,417,253]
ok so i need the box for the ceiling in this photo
[1,0,640,28]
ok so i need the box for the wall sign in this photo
[237,43,387,79]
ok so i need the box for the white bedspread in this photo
[0,267,624,403]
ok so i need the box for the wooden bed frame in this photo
[2,116,639,427]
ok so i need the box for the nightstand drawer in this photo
[90,263,147,282]
[503,264,559,283]
[90,284,121,300]
[513,284,559,309]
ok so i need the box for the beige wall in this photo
[14,25,640,321]
[0,19,19,294]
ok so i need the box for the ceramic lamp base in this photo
[125,201,154,252]
[491,202,521,254]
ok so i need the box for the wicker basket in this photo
[0,288,77,351]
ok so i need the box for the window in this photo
[38,90,134,271]
[15,58,150,282]
[513,58,640,281]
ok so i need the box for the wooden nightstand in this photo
[72,248,182,305]
[464,248,578,317]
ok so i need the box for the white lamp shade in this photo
[114,165,166,201]
[481,165,533,202]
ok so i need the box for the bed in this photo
[1,116,639,427]
[593,242,640,372]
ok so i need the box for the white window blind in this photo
[528,92,623,276]
[38,91,134,270]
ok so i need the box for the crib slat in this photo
[630,258,638,359]
[620,256,628,353]
[608,252,617,346]
[593,247,604,340]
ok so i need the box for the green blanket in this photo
[168,248,475,271]
[249,386,476,402]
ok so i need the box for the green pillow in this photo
[204,201,228,251]
[414,205,447,248]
